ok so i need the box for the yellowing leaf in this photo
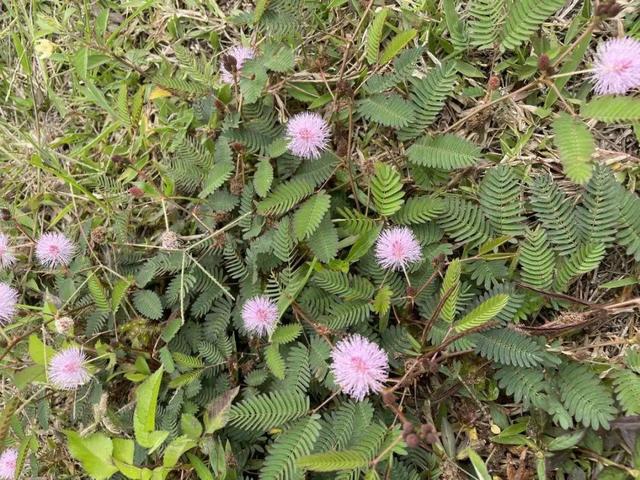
[150,86,172,99]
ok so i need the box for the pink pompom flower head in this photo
[286,112,331,160]
[48,347,90,390]
[220,45,255,84]
[0,233,16,270]
[375,227,423,271]
[0,448,17,480]
[331,334,389,401]
[592,37,640,95]
[242,296,278,337]
[36,232,75,268]
[0,283,18,326]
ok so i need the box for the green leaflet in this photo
[552,113,594,184]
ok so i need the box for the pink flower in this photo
[374,227,422,270]
[242,296,278,336]
[331,334,389,401]
[0,283,18,326]
[0,234,16,270]
[35,233,75,268]
[48,347,90,390]
[0,448,17,480]
[286,112,331,160]
[220,46,255,84]
[592,37,640,95]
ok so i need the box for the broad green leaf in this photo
[65,431,118,480]
[163,435,198,468]
[134,367,169,452]
[204,386,240,434]
[186,453,214,480]
[28,334,56,366]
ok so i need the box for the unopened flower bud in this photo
[55,315,74,334]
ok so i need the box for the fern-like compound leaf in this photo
[500,0,566,50]
[371,163,405,216]
[479,165,525,237]
[553,242,605,292]
[406,134,481,170]
[357,94,416,127]
[468,0,505,49]
[616,187,640,261]
[530,175,579,256]
[558,362,617,430]
[581,96,640,123]
[261,416,321,480]
[398,63,457,141]
[365,8,389,64]
[437,196,491,247]
[575,165,619,247]
[257,178,315,216]
[454,294,509,333]
[228,391,309,431]
[519,228,555,289]
[552,113,595,185]
[293,192,331,240]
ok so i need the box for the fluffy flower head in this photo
[0,448,17,480]
[48,347,90,390]
[331,334,389,400]
[36,232,75,268]
[592,37,640,95]
[242,296,278,336]
[0,234,16,270]
[0,283,18,326]
[375,227,422,270]
[286,112,331,160]
[220,45,255,84]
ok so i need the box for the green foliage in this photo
[553,242,606,292]
[293,192,331,240]
[228,392,309,431]
[530,175,579,256]
[581,96,640,123]
[437,196,491,247]
[473,328,558,368]
[366,7,389,64]
[406,134,481,170]
[398,62,458,141]
[500,0,565,50]
[261,416,321,480]
[257,179,315,216]
[454,294,509,332]
[558,363,617,430]
[552,113,595,185]
[519,228,555,289]
[357,94,416,127]
[612,369,640,415]
[133,290,164,320]
[478,165,525,237]
[440,259,462,323]
[616,187,640,261]
[371,163,405,216]
[575,165,619,247]
[392,196,443,225]
[468,0,505,49]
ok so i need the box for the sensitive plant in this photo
[0,1,640,479]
